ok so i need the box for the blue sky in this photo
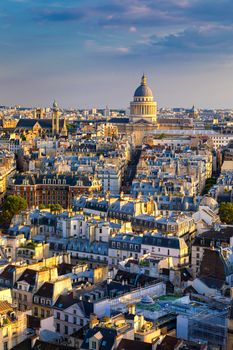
[0,0,233,108]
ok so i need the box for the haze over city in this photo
[0,0,233,108]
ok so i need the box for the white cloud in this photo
[129,26,137,32]
[116,47,130,53]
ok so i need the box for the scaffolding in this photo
[188,309,228,349]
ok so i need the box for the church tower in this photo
[130,74,157,124]
[189,105,199,119]
[34,108,45,120]
[60,117,68,137]
[52,100,60,136]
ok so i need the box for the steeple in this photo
[189,105,199,119]
[53,100,59,112]
[52,100,60,136]
[61,117,68,137]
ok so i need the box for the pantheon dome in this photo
[130,74,157,124]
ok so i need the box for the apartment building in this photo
[11,173,102,208]
[0,301,27,350]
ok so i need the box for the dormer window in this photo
[53,179,56,184]
[43,178,46,184]
[10,312,15,319]
[63,179,66,184]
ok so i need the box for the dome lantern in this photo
[134,75,153,98]
[141,73,147,86]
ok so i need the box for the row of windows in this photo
[22,179,67,186]
[55,312,84,325]
[111,242,140,250]
[109,212,131,220]
[0,279,11,286]
[56,323,77,335]
[42,179,67,185]
[212,136,231,140]
[17,293,27,301]
[134,97,153,102]
[34,297,51,305]
[34,307,50,318]
[117,252,138,259]
[69,252,108,262]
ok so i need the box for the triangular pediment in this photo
[18,280,30,285]
[133,118,152,124]
[65,303,85,317]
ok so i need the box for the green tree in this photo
[66,123,74,130]
[48,204,63,213]
[1,195,27,226]
[158,133,165,139]
[219,202,233,224]
[203,177,217,195]
[37,203,63,213]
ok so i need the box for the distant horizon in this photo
[2,101,233,111]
